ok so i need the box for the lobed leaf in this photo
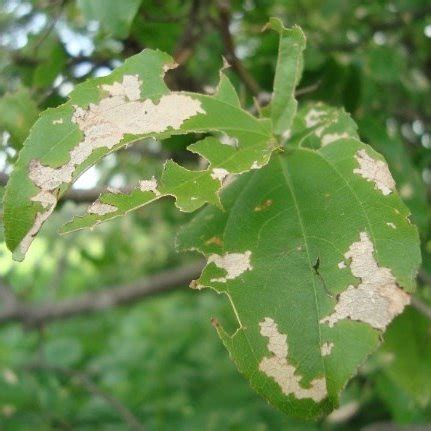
[178,124,420,418]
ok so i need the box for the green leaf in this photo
[0,88,39,149]
[77,0,143,39]
[178,127,420,418]
[265,19,306,137]
[4,49,274,260]
[379,307,431,406]
[32,36,67,89]
[0,187,4,243]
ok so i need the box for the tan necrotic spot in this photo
[21,74,205,255]
[138,177,160,195]
[305,109,325,128]
[107,186,121,194]
[259,317,327,402]
[282,129,291,140]
[353,149,395,196]
[101,75,141,100]
[321,132,349,146]
[208,250,252,283]
[320,232,410,330]
[251,161,262,170]
[321,342,334,356]
[219,133,239,147]
[87,201,118,216]
[210,168,229,182]
[254,199,273,212]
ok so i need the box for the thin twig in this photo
[173,0,202,65]
[214,0,261,96]
[411,296,431,321]
[34,0,66,53]
[26,363,145,431]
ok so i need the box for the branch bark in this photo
[0,262,204,328]
[411,296,431,321]
[214,0,261,96]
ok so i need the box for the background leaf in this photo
[77,0,143,39]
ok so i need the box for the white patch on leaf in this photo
[320,232,410,330]
[138,176,160,195]
[88,201,118,216]
[211,168,229,182]
[251,161,262,170]
[259,317,327,402]
[353,149,395,195]
[305,109,325,128]
[321,132,349,146]
[101,75,141,101]
[337,261,346,269]
[386,222,396,229]
[107,186,121,194]
[321,342,334,356]
[21,74,205,255]
[219,133,238,147]
[31,190,57,209]
[52,118,63,125]
[208,250,252,282]
[282,129,291,140]
[315,126,325,137]
[17,205,56,256]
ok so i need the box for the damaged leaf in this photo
[178,133,420,418]
[3,17,422,422]
[4,50,273,260]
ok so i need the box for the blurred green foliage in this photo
[0,0,431,429]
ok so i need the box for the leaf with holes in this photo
[4,49,274,260]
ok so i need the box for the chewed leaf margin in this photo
[4,48,276,261]
[176,106,421,418]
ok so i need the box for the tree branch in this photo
[411,296,431,321]
[0,262,203,328]
[173,0,202,65]
[214,0,261,96]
